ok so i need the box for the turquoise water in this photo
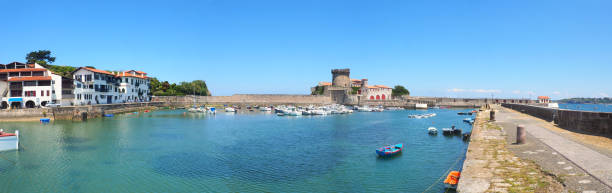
[0,109,474,192]
[559,103,612,113]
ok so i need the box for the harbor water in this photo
[559,103,612,113]
[0,109,474,192]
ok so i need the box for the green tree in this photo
[26,50,56,65]
[392,85,410,97]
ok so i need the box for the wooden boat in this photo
[376,143,403,157]
[0,130,19,152]
[443,171,461,189]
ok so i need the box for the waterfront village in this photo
[0,61,151,109]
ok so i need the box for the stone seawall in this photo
[152,94,333,106]
[0,102,164,121]
[0,108,52,121]
[502,103,612,137]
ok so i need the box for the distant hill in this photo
[558,97,612,104]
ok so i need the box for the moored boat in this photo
[225,107,236,112]
[443,171,461,189]
[376,143,403,157]
[428,127,438,135]
[0,130,19,152]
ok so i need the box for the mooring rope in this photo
[0,154,16,165]
[421,154,464,193]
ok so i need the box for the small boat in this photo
[458,112,473,115]
[225,107,236,112]
[0,130,19,152]
[443,126,462,135]
[287,111,302,116]
[428,127,438,135]
[276,113,285,116]
[443,171,461,189]
[104,114,114,117]
[376,143,403,157]
[40,118,51,123]
[260,107,272,111]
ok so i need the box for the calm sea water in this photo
[0,109,474,192]
[559,103,612,112]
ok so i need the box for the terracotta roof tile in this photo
[80,67,115,76]
[8,76,52,82]
[538,96,550,99]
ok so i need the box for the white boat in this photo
[287,111,302,116]
[260,107,272,111]
[0,130,18,152]
[428,127,438,135]
[225,107,236,112]
[415,103,428,109]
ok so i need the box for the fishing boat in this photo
[443,126,462,135]
[0,130,19,152]
[463,118,474,124]
[260,107,272,111]
[225,107,236,112]
[376,143,403,157]
[428,127,438,135]
[287,111,302,116]
[443,171,461,189]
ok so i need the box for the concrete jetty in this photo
[458,105,612,193]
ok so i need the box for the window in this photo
[24,81,36,86]
[47,90,50,96]
[38,80,51,86]
[41,90,44,96]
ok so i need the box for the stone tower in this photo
[331,68,350,88]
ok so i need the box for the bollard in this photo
[490,110,496,121]
[516,125,525,144]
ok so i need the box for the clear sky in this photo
[1,0,611,99]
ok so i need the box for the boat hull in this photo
[0,131,18,152]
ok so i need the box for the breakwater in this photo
[502,104,612,137]
[152,94,333,106]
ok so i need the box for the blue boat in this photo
[40,118,50,123]
[376,143,403,157]
[104,114,114,117]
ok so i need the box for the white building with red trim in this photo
[358,79,392,100]
[116,70,150,103]
[0,62,74,109]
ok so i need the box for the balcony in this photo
[9,85,23,90]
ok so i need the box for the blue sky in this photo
[1,0,611,99]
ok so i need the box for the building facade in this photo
[0,62,74,109]
[116,70,150,103]
[358,79,392,100]
[72,68,150,105]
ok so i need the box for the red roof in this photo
[8,76,52,82]
[538,96,550,99]
[0,68,47,73]
[116,73,149,79]
[79,67,115,76]
[374,85,391,89]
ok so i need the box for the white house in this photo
[0,62,74,109]
[72,67,121,105]
[116,70,150,103]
